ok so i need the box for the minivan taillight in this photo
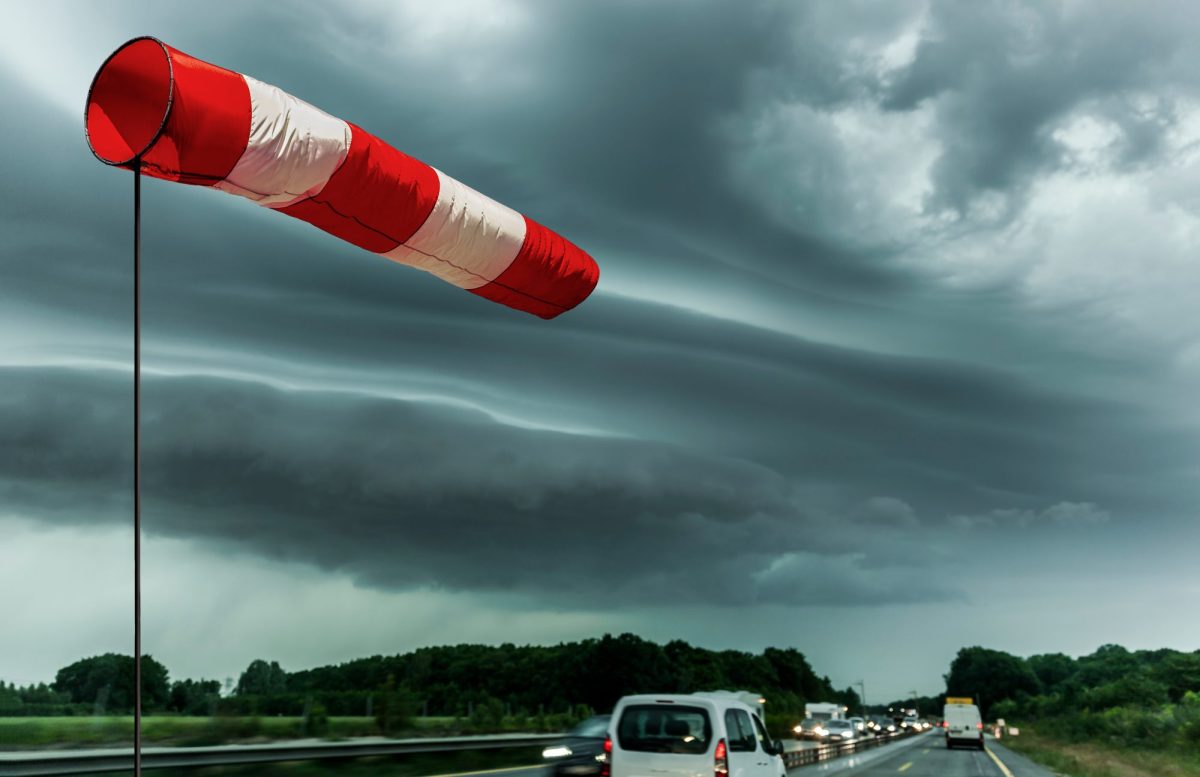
[601,734,612,777]
[714,739,728,777]
[976,723,983,730]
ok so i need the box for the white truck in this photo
[943,699,984,750]
[794,702,847,740]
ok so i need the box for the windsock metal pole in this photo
[132,158,143,777]
[82,36,601,777]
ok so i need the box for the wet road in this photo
[826,736,1055,777]
[477,735,1057,777]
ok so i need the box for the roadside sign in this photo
[945,697,974,705]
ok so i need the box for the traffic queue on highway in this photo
[538,691,970,777]
[540,692,989,777]
[791,703,934,743]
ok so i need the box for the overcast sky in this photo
[2,0,1199,703]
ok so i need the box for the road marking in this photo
[898,762,913,772]
[985,746,1016,777]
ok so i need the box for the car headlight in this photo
[543,746,573,759]
[814,727,828,737]
[793,725,803,733]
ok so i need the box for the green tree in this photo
[1150,652,1200,702]
[168,678,222,715]
[53,653,169,713]
[944,647,1040,718]
[375,674,414,735]
[236,659,288,696]
[1028,653,1076,694]
[0,681,23,715]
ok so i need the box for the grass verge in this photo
[1001,729,1200,777]
[66,745,544,777]
[0,716,463,749]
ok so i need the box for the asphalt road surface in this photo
[821,736,1056,777]
[436,736,1056,777]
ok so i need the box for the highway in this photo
[807,734,1056,777]
[435,734,1055,777]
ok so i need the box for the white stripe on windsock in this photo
[381,168,527,289]
[214,75,351,208]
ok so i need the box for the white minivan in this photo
[942,702,984,750]
[608,694,787,777]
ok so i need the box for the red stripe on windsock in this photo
[146,45,250,185]
[278,124,440,254]
[470,217,599,319]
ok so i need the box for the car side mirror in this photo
[767,740,784,756]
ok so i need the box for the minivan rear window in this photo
[617,705,712,754]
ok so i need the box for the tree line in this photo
[0,654,218,717]
[940,644,1200,719]
[0,634,861,732]
[871,643,1200,754]
[943,644,1200,753]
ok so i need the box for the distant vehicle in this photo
[943,701,984,750]
[794,719,828,741]
[847,716,866,733]
[901,714,921,731]
[794,702,846,740]
[693,690,767,720]
[805,702,846,722]
[821,719,859,743]
[867,715,898,735]
[542,715,612,777]
[610,693,787,777]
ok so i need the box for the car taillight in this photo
[976,723,983,730]
[601,735,612,777]
[714,739,728,777]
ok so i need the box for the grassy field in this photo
[1003,729,1200,777]
[0,716,460,749]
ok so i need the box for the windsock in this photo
[85,37,598,319]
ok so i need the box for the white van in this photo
[608,694,786,777]
[942,702,983,750]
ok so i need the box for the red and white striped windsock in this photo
[85,37,598,319]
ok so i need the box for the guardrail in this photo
[0,733,561,777]
[783,728,922,768]
[0,727,928,776]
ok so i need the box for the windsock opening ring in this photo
[85,36,175,167]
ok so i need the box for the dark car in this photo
[867,716,898,736]
[542,715,612,777]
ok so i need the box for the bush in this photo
[375,675,414,736]
[304,702,329,737]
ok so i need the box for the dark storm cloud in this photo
[99,0,919,295]
[1,331,1192,608]
[881,0,1197,216]
[1,365,958,607]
